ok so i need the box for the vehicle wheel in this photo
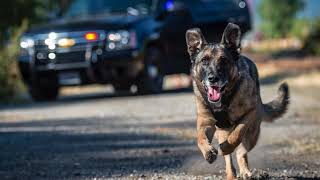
[29,84,59,101]
[113,83,132,93]
[137,47,164,94]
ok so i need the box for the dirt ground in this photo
[0,53,319,180]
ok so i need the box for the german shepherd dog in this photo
[186,23,289,180]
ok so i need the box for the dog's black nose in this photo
[208,75,219,83]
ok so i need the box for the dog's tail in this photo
[262,82,290,122]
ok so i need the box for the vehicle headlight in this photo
[20,37,34,49]
[19,36,34,57]
[106,30,137,51]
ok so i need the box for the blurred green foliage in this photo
[0,21,27,101]
[303,19,320,55]
[290,19,311,40]
[0,0,70,100]
[258,0,305,38]
[0,0,71,45]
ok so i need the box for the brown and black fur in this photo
[186,23,289,180]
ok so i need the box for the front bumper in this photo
[18,48,144,86]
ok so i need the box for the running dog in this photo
[186,23,289,180]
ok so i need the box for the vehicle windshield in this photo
[63,0,155,18]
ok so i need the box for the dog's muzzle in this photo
[203,81,227,104]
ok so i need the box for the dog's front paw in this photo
[219,141,236,155]
[239,170,252,180]
[240,169,269,180]
[204,145,218,164]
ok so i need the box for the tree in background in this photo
[0,0,71,100]
[258,0,305,38]
[0,0,44,46]
[0,0,71,47]
[303,19,320,55]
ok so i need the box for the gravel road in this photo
[0,83,319,180]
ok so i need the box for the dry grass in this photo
[286,71,320,87]
[256,57,320,79]
[273,136,320,155]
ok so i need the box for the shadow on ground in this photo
[1,110,320,179]
[0,116,196,179]
[0,87,193,111]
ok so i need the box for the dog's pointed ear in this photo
[221,23,241,52]
[186,28,207,57]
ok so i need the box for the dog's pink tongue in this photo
[208,86,221,102]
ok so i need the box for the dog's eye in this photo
[200,58,209,65]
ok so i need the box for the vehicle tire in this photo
[29,83,59,101]
[113,83,132,93]
[137,47,164,94]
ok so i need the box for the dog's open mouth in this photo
[203,83,226,103]
[203,80,227,103]
[207,86,221,102]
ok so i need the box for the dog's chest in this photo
[214,78,257,128]
[213,106,251,128]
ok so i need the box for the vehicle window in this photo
[64,0,153,18]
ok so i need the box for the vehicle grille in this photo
[31,30,105,65]
[35,51,86,65]
[55,51,86,64]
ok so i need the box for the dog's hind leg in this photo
[236,124,260,179]
[224,154,237,180]
[236,144,252,179]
